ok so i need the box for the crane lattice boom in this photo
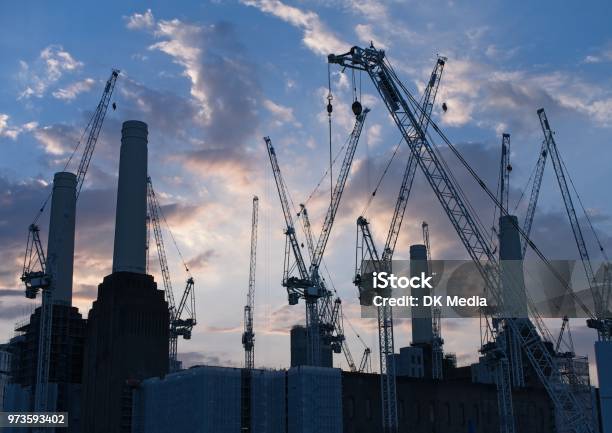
[243,196,259,369]
[330,45,593,433]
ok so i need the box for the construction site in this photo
[0,26,611,433]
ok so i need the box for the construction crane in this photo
[264,108,368,366]
[422,222,443,380]
[329,45,593,433]
[20,69,119,416]
[299,204,359,369]
[358,347,372,373]
[537,108,612,341]
[147,177,197,371]
[521,138,548,257]
[353,56,445,433]
[242,196,258,369]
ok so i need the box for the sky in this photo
[1,0,611,383]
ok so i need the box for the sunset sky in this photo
[1,0,611,382]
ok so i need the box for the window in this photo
[445,402,451,425]
[460,403,466,426]
[399,399,405,420]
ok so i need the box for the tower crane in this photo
[330,45,593,433]
[537,108,611,340]
[422,221,444,380]
[147,177,197,371]
[299,204,367,372]
[265,108,368,366]
[353,56,445,433]
[242,196,259,369]
[20,69,119,415]
[521,138,548,257]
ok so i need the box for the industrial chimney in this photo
[410,244,433,345]
[112,120,148,274]
[46,171,77,305]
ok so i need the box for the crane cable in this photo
[154,190,191,277]
[31,105,97,225]
[327,64,334,206]
[386,59,595,319]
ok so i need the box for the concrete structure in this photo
[47,171,77,305]
[251,369,287,433]
[133,366,242,433]
[395,346,424,378]
[113,120,148,274]
[498,215,528,317]
[342,371,555,433]
[596,341,612,433]
[288,366,343,433]
[0,344,11,407]
[2,306,85,431]
[81,120,169,433]
[131,364,559,433]
[410,244,433,345]
[132,365,340,433]
[290,325,332,368]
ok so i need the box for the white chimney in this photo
[112,120,148,274]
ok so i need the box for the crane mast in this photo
[423,222,444,380]
[147,177,197,371]
[521,139,548,257]
[538,109,611,340]
[20,70,119,416]
[353,56,445,433]
[243,196,259,369]
[330,45,593,433]
[265,137,319,365]
[265,108,368,366]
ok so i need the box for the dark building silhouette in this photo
[342,371,555,433]
[81,120,169,432]
[5,305,86,430]
[81,272,168,433]
[290,324,333,368]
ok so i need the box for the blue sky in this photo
[1,1,611,381]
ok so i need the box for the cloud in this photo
[187,249,217,272]
[52,78,96,101]
[33,124,80,156]
[127,13,262,178]
[178,351,237,368]
[19,45,83,99]
[241,0,349,56]
[582,47,612,64]
[0,114,38,140]
[125,9,155,30]
[263,99,301,127]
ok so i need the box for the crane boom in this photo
[310,108,370,273]
[382,56,446,263]
[521,139,548,257]
[265,107,368,366]
[76,70,119,198]
[353,56,445,433]
[330,45,593,433]
[23,69,119,416]
[147,177,196,370]
[537,109,602,320]
[243,196,259,369]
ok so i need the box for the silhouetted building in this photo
[3,305,85,431]
[81,272,168,433]
[81,120,169,433]
[342,371,556,433]
[290,325,333,368]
